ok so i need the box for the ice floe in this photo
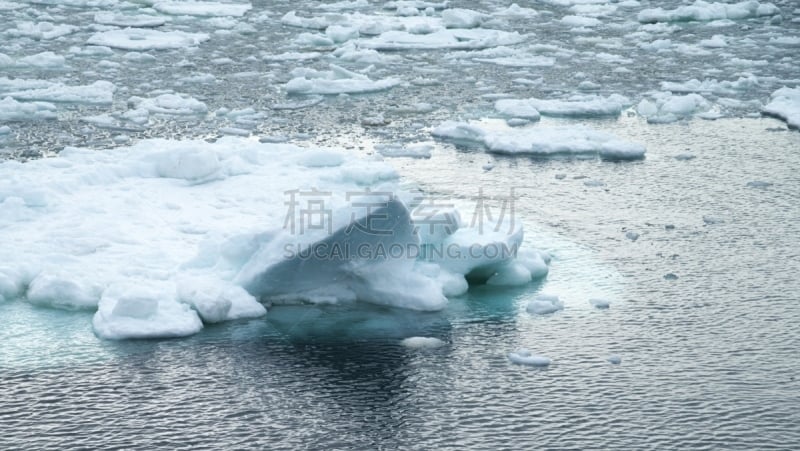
[128,93,207,116]
[432,121,646,159]
[93,12,168,28]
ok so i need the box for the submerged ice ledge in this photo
[0,137,548,339]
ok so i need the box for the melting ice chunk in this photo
[526,294,563,315]
[508,349,550,366]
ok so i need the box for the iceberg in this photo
[0,137,548,339]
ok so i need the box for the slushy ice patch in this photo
[0,138,548,339]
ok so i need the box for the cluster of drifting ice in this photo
[638,0,779,23]
[0,138,548,339]
[763,87,800,129]
[432,121,646,159]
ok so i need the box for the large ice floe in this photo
[432,121,646,159]
[494,94,630,118]
[0,138,548,339]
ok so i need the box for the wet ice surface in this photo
[2,0,800,449]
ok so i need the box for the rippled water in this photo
[3,0,800,448]
[3,117,799,449]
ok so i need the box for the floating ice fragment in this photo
[589,298,610,309]
[0,97,57,121]
[762,87,800,129]
[608,355,622,364]
[638,1,779,23]
[94,12,167,28]
[153,1,252,17]
[432,121,645,159]
[625,231,639,241]
[286,64,401,95]
[508,349,550,366]
[526,294,563,315]
[88,29,210,51]
[401,336,445,349]
[442,8,489,29]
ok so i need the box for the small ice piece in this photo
[482,162,494,170]
[259,135,289,143]
[94,12,167,28]
[356,29,524,51]
[0,97,57,121]
[589,298,611,309]
[526,294,563,315]
[584,180,605,187]
[703,215,724,224]
[361,113,389,126]
[674,153,696,161]
[638,1,780,23]
[220,127,250,136]
[432,121,645,159]
[625,231,639,241]
[762,87,800,129]
[128,94,208,116]
[87,29,210,51]
[496,94,629,117]
[401,336,445,349]
[608,355,622,364]
[487,262,532,286]
[26,272,100,310]
[5,81,114,105]
[508,349,550,367]
[664,273,679,280]
[285,64,401,95]
[442,8,489,29]
[153,1,252,17]
[746,180,772,188]
[637,93,711,123]
[93,285,204,340]
[375,142,433,158]
[494,99,541,120]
